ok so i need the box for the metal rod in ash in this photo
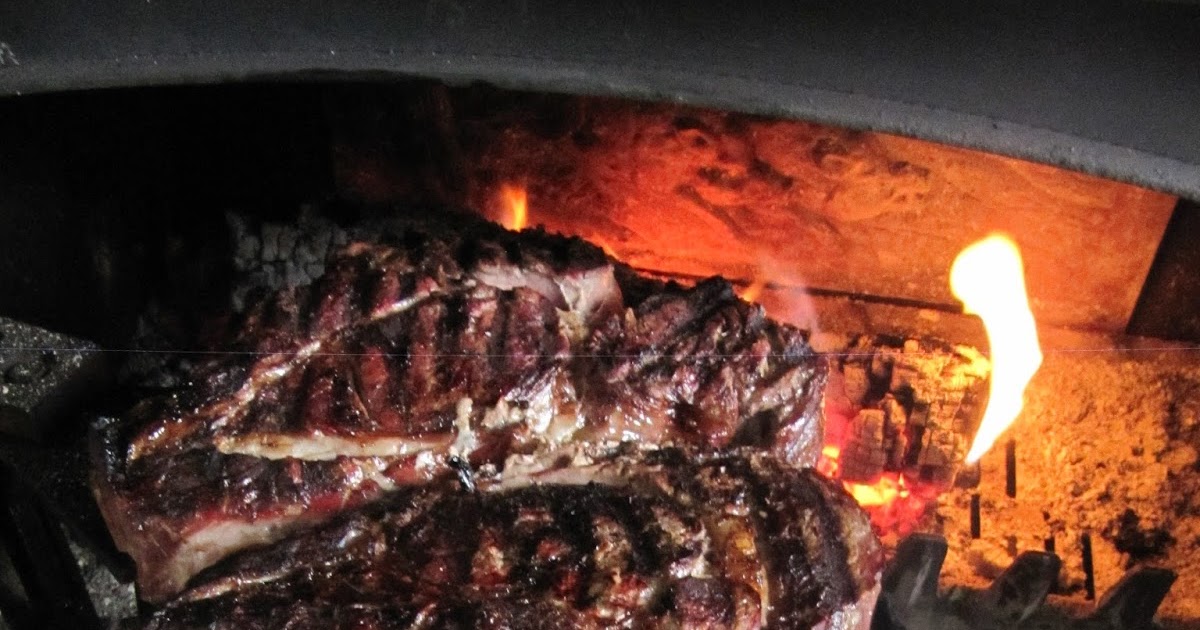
[1005,439,1017,498]
[1081,532,1096,600]
[970,493,981,539]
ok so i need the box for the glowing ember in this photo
[950,234,1043,463]
[846,473,909,508]
[816,445,841,478]
[499,184,528,231]
[817,445,927,529]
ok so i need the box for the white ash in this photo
[932,339,1200,629]
[226,206,349,312]
[65,526,137,624]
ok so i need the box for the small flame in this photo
[499,184,528,231]
[589,236,619,258]
[740,275,768,303]
[950,234,1043,463]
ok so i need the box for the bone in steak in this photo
[92,217,828,601]
[144,453,881,630]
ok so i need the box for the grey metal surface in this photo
[1,2,1198,199]
[0,318,108,442]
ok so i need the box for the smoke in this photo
[747,256,821,337]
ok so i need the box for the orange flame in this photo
[499,184,528,231]
[588,236,619,258]
[950,234,1043,463]
[740,275,768,303]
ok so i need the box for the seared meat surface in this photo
[145,454,881,630]
[93,218,828,601]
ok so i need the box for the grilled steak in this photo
[145,454,882,630]
[93,218,827,601]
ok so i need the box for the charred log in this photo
[822,334,990,490]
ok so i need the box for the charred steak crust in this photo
[93,219,828,602]
[145,454,881,630]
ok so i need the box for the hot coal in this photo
[144,454,882,630]
[92,214,828,602]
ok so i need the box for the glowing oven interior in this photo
[0,81,1196,629]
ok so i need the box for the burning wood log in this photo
[820,334,991,492]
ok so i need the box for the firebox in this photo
[1,3,1199,630]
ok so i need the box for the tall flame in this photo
[500,184,528,231]
[950,234,1043,463]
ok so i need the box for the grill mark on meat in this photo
[735,460,822,627]
[605,485,666,579]
[488,289,514,394]
[303,252,372,338]
[735,462,865,629]
[97,223,829,603]
[450,494,487,599]
[673,299,751,445]
[679,457,769,620]
[786,470,857,615]
[533,489,601,603]
[382,310,419,433]
[297,358,337,435]
[447,288,493,399]
[145,456,880,629]
[263,363,306,436]
[635,279,734,365]
[327,362,367,434]
[212,287,568,462]
[435,292,471,423]
[237,286,304,354]
[508,512,561,593]
[130,288,440,462]
[400,299,451,434]
[358,328,406,434]
[366,260,404,318]
[503,288,551,377]
[353,255,389,323]
[552,495,599,608]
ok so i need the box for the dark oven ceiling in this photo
[1,1,1199,200]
